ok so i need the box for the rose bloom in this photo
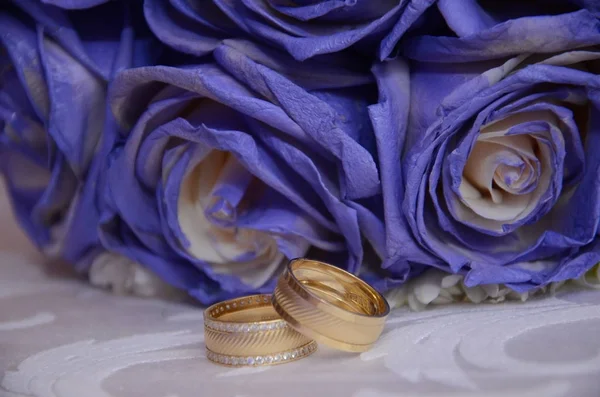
[143,0,436,60]
[385,2,600,291]
[39,0,109,9]
[0,0,155,265]
[100,40,386,303]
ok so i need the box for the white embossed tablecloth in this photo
[1,191,600,397]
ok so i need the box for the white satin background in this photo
[1,184,600,397]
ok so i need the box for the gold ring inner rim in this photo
[289,258,390,319]
[204,294,282,323]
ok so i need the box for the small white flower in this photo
[574,263,600,289]
[89,252,184,299]
[384,266,597,311]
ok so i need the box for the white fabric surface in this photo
[1,192,600,397]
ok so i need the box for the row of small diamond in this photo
[204,319,287,333]
[206,342,317,367]
[208,295,271,318]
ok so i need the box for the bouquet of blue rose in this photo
[1,0,599,309]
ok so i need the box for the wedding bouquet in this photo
[1,0,599,309]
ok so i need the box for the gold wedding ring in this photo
[204,294,317,367]
[272,258,390,352]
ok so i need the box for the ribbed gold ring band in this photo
[204,294,316,367]
[272,259,390,352]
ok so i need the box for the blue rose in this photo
[100,40,385,303]
[40,0,109,9]
[143,0,436,60]
[390,3,600,291]
[0,0,155,265]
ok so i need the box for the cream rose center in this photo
[177,150,284,288]
[457,110,560,231]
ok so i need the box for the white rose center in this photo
[457,110,561,231]
[177,150,284,288]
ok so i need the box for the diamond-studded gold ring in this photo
[204,294,317,367]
